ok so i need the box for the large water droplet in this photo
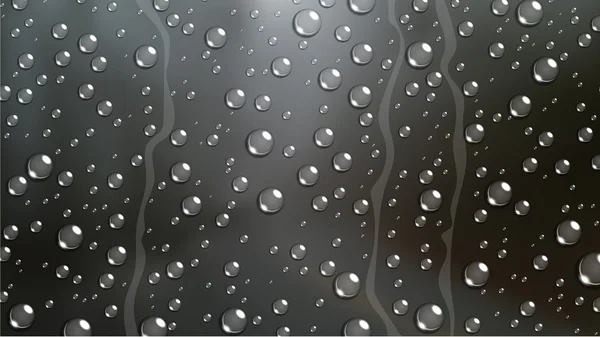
[533,255,548,270]
[509,95,532,117]
[271,57,292,77]
[153,0,170,11]
[464,317,481,334]
[464,261,489,287]
[333,152,353,172]
[556,220,581,246]
[486,181,512,207]
[533,57,558,83]
[519,301,536,316]
[78,34,98,54]
[27,154,53,180]
[247,129,274,157]
[181,196,202,216]
[7,176,28,196]
[272,299,289,315]
[293,9,322,37]
[170,162,191,183]
[258,188,284,214]
[407,42,433,69]
[107,246,127,266]
[420,189,442,211]
[318,68,342,91]
[351,43,374,65]
[58,225,83,250]
[348,0,375,14]
[221,308,247,335]
[298,165,320,186]
[334,272,361,298]
[415,304,444,332]
[225,89,246,109]
[52,23,68,39]
[314,127,335,147]
[9,304,34,329]
[63,318,92,336]
[464,124,485,143]
[140,316,167,336]
[517,0,544,27]
[491,0,509,16]
[135,45,158,69]
[204,27,228,49]
[343,318,371,336]
[349,85,372,108]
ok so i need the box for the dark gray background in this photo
[1,0,599,335]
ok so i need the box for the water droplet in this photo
[343,318,371,336]
[491,0,509,16]
[105,305,118,318]
[520,301,536,316]
[415,304,444,332]
[556,220,581,246]
[166,261,184,279]
[58,225,83,250]
[517,0,544,27]
[533,255,548,270]
[205,27,228,49]
[27,154,53,180]
[271,57,292,77]
[334,272,361,298]
[225,89,246,109]
[221,308,247,335]
[413,0,429,12]
[464,317,481,334]
[258,188,284,214]
[463,81,479,96]
[509,95,532,118]
[63,318,91,336]
[7,176,28,196]
[272,299,289,315]
[9,304,34,329]
[353,199,370,215]
[577,127,594,143]
[464,261,489,287]
[247,129,274,157]
[314,127,335,148]
[318,68,342,91]
[487,181,512,207]
[51,23,68,40]
[135,45,158,69]
[181,196,202,216]
[293,9,322,37]
[349,85,372,108]
[458,21,474,37]
[351,43,374,65]
[335,25,352,42]
[578,33,592,48]
[348,0,375,14]
[489,42,505,58]
[420,189,442,211]
[78,34,98,53]
[465,124,485,143]
[407,42,433,68]
[140,316,167,336]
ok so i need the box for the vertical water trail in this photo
[124,1,176,335]
[365,1,404,335]
[436,0,466,334]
